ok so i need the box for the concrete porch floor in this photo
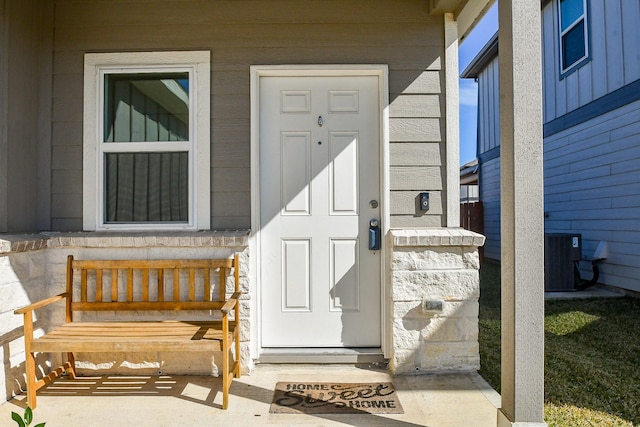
[1,364,500,426]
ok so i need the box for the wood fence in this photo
[460,201,484,235]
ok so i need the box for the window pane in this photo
[105,152,189,222]
[562,20,586,70]
[104,73,189,142]
[560,0,584,31]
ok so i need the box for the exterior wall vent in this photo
[544,233,582,292]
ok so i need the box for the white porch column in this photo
[444,13,460,227]
[498,1,547,426]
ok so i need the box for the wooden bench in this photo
[14,254,241,410]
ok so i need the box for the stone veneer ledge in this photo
[390,228,485,248]
[1,230,250,254]
[0,234,50,254]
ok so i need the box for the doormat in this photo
[270,382,404,414]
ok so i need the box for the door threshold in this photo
[258,348,386,365]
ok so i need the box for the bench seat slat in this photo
[30,321,236,353]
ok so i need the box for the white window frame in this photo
[558,0,590,76]
[83,51,210,231]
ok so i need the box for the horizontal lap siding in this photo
[475,54,500,259]
[544,99,640,293]
[479,158,500,261]
[2,1,45,232]
[51,0,445,230]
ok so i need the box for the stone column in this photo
[389,229,484,374]
[498,0,547,426]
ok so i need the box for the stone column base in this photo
[498,409,548,427]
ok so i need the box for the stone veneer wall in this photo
[0,236,49,402]
[2,228,486,401]
[389,229,485,374]
[0,232,249,402]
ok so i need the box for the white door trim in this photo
[249,65,390,360]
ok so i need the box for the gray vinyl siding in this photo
[50,0,446,231]
[544,98,640,293]
[542,0,640,123]
[0,1,52,232]
[474,53,500,260]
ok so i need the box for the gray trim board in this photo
[544,78,640,137]
[478,146,500,163]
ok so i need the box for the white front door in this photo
[260,75,381,348]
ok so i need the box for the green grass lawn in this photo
[478,261,640,427]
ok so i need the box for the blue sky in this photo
[458,3,498,165]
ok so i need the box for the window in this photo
[558,0,589,75]
[83,52,210,230]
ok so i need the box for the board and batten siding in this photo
[544,98,640,293]
[473,53,500,260]
[50,0,447,231]
[542,0,640,123]
[476,55,500,156]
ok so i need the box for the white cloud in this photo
[459,79,478,107]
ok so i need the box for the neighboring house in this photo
[1,1,548,425]
[460,159,479,204]
[461,0,640,294]
[459,159,483,240]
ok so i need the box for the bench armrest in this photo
[220,291,242,314]
[14,293,68,315]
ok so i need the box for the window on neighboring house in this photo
[558,0,589,75]
[83,51,210,231]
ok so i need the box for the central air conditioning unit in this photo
[544,233,582,292]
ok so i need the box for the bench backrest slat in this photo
[65,255,239,313]
[127,268,134,302]
[192,268,198,300]
[158,269,164,302]
[219,268,225,301]
[142,269,149,301]
[72,259,234,269]
[81,269,88,302]
[173,267,180,302]
[111,268,118,302]
[204,269,211,302]
[96,270,103,301]
[71,301,225,312]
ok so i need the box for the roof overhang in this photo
[428,0,495,41]
[460,31,498,78]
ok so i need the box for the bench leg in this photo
[67,352,76,379]
[25,351,37,409]
[222,347,229,409]
[234,337,241,379]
